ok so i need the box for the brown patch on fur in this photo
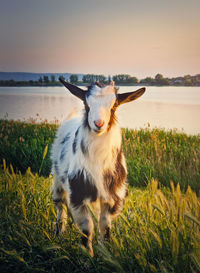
[103,146,127,215]
[69,170,98,208]
[54,186,67,206]
[107,101,118,131]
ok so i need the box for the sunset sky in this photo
[0,0,200,78]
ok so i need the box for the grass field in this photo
[0,119,200,192]
[0,119,200,272]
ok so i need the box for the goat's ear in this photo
[59,77,85,101]
[117,87,145,105]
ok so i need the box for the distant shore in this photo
[0,72,200,87]
[0,81,200,87]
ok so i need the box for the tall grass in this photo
[0,119,200,272]
[0,119,57,176]
[0,163,199,272]
[122,128,200,193]
[0,119,200,192]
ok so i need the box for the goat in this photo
[51,78,145,256]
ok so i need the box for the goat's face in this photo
[85,83,118,134]
[59,78,146,135]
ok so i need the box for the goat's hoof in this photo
[88,247,94,257]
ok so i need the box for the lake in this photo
[0,86,200,135]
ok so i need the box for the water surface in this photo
[0,86,200,135]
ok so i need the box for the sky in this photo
[0,0,200,78]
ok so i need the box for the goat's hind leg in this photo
[52,179,68,235]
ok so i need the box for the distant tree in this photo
[43,76,49,84]
[9,79,16,86]
[112,74,124,84]
[155,74,163,82]
[82,74,88,83]
[98,75,106,83]
[193,74,200,86]
[155,74,169,85]
[184,79,192,86]
[70,74,78,83]
[38,77,43,84]
[184,76,192,86]
[82,74,106,84]
[162,78,170,85]
[140,77,156,85]
[51,75,55,83]
[112,74,138,84]
[130,76,138,84]
[108,75,112,83]
[82,75,88,83]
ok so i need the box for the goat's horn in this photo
[59,77,85,101]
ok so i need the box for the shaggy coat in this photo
[51,79,145,256]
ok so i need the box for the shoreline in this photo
[0,83,200,87]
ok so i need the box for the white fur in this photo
[51,117,123,201]
[86,85,116,134]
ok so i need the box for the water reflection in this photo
[0,86,200,135]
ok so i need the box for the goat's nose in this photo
[94,119,104,129]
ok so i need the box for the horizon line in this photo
[1,71,200,80]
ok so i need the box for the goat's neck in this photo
[83,124,122,164]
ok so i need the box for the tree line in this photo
[0,73,200,86]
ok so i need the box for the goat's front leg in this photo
[99,202,112,240]
[52,180,68,235]
[72,205,94,257]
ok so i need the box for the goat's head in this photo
[59,77,145,135]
